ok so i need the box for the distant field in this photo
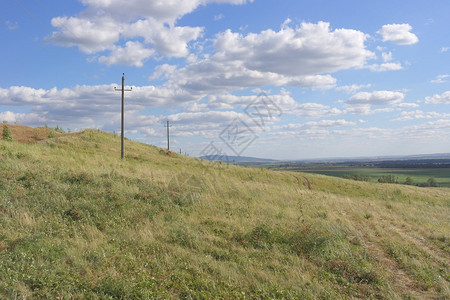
[283,167,450,188]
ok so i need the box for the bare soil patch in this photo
[0,124,62,143]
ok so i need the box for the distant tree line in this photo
[343,173,439,187]
[342,174,370,181]
[403,176,438,187]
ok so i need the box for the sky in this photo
[1,0,450,160]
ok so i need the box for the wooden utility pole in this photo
[165,120,172,151]
[115,73,132,159]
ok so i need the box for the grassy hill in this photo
[0,129,449,299]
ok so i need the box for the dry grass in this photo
[0,127,448,299]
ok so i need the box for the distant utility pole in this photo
[165,120,172,151]
[115,73,132,159]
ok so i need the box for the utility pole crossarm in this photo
[114,73,132,160]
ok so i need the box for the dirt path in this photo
[363,229,438,299]
[292,175,311,191]
[388,222,449,270]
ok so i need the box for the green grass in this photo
[0,129,449,299]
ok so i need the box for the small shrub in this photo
[404,177,414,185]
[54,125,65,133]
[343,174,370,182]
[427,178,438,187]
[2,125,13,142]
[378,175,398,184]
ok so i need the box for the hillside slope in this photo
[0,129,449,299]
[1,124,63,143]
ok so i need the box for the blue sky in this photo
[1,0,449,159]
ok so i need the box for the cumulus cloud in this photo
[186,91,343,120]
[214,21,374,76]
[367,62,403,72]
[425,91,450,104]
[0,84,199,129]
[348,91,404,105]
[122,18,204,57]
[98,41,155,67]
[145,21,379,97]
[49,16,121,53]
[294,102,343,118]
[47,0,252,65]
[377,24,419,45]
[344,91,405,115]
[0,111,47,125]
[79,0,252,23]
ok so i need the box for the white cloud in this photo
[145,21,378,98]
[344,91,405,115]
[367,62,403,72]
[393,110,450,121]
[294,102,343,119]
[425,91,450,104]
[382,52,393,62]
[441,47,449,53]
[396,102,419,108]
[48,16,121,53]
[430,74,449,84]
[79,0,252,23]
[214,14,224,21]
[0,84,201,129]
[274,119,356,131]
[348,91,404,105]
[0,111,47,125]
[377,24,419,45]
[194,92,343,119]
[122,19,204,57]
[98,41,154,67]
[214,21,374,76]
[149,64,178,80]
[336,84,371,93]
[48,0,250,64]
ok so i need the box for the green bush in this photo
[377,175,398,184]
[343,174,370,181]
[404,176,414,185]
[2,125,13,142]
